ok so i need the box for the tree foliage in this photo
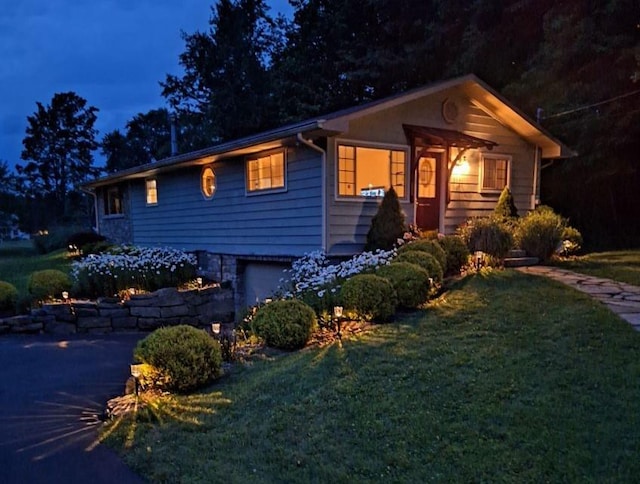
[365,187,407,252]
[18,92,99,224]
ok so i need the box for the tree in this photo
[365,187,407,251]
[161,0,282,146]
[101,108,174,173]
[18,92,99,223]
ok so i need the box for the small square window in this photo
[246,150,286,193]
[146,179,158,205]
[104,187,123,215]
[479,155,510,192]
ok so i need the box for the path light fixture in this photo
[474,251,485,271]
[196,277,203,288]
[130,364,144,396]
[62,291,69,303]
[333,306,344,339]
[211,322,221,338]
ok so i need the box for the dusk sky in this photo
[0,0,292,171]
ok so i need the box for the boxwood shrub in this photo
[340,274,397,322]
[251,299,317,350]
[398,239,447,274]
[394,251,443,284]
[437,235,471,276]
[514,206,566,262]
[28,269,72,301]
[0,281,18,314]
[376,262,431,309]
[457,216,513,263]
[134,325,223,393]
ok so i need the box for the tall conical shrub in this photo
[494,186,519,219]
[364,187,406,251]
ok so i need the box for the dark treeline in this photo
[4,0,639,248]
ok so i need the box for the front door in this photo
[415,150,441,231]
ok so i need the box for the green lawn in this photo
[0,240,71,297]
[552,250,640,286]
[103,269,640,482]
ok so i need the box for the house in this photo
[84,74,572,308]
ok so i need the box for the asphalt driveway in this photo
[0,333,146,484]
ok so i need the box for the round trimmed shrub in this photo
[437,235,471,276]
[514,207,565,262]
[398,239,447,273]
[134,325,222,393]
[252,299,317,350]
[0,281,18,313]
[394,251,443,284]
[376,262,431,309]
[340,274,397,322]
[28,269,72,301]
[457,216,513,262]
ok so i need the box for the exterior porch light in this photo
[452,156,470,177]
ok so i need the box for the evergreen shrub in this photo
[515,206,565,262]
[252,299,317,350]
[398,239,447,273]
[457,216,513,263]
[340,274,397,322]
[66,231,107,252]
[376,262,431,309]
[394,251,443,284]
[494,186,519,219]
[134,325,222,393]
[28,269,72,301]
[364,187,407,251]
[437,235,470,276]
[0,281,18,313]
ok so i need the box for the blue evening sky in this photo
[0,0,292,171]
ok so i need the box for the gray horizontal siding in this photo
[129,146,323,256]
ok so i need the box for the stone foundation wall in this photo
[0,286,234,335]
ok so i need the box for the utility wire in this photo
[541,88,640,120]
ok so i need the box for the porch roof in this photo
[402,124,498,151]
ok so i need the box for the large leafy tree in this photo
[18,92,99,223]
[161,0,282,146]
[101,108,174,173]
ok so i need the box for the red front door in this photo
[415,150,441,231]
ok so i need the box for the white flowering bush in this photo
[279,248,397,321]
[70,245,197,297]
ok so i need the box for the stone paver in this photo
[517,266,640,331]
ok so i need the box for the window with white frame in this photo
[479,154,510,192]
[246,150,286,193]
[104,186,123,216]
[146,178,158,205]
[337,144,406,198]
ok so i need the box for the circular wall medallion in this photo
[442,98,459,124]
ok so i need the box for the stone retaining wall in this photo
[0,286,234,335]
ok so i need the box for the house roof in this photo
[85,74,574,189]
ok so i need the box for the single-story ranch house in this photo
[84,74,572,309]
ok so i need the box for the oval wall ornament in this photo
[201,166,216,199]
[442,98,459,124]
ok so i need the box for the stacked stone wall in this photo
[0,286,233,335]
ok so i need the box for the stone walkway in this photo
[517,266,640,331]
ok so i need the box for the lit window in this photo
[146,179,158,205]
[337,144,406,198]
[479,154,510,192]
[201,166,216,199]
[246,150,286,193]
[104,187,123,215]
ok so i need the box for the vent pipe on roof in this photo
[169,112,178,156]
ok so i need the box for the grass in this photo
[0,240,71,298]
[102,269,640,483]
[552,250,640,286]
